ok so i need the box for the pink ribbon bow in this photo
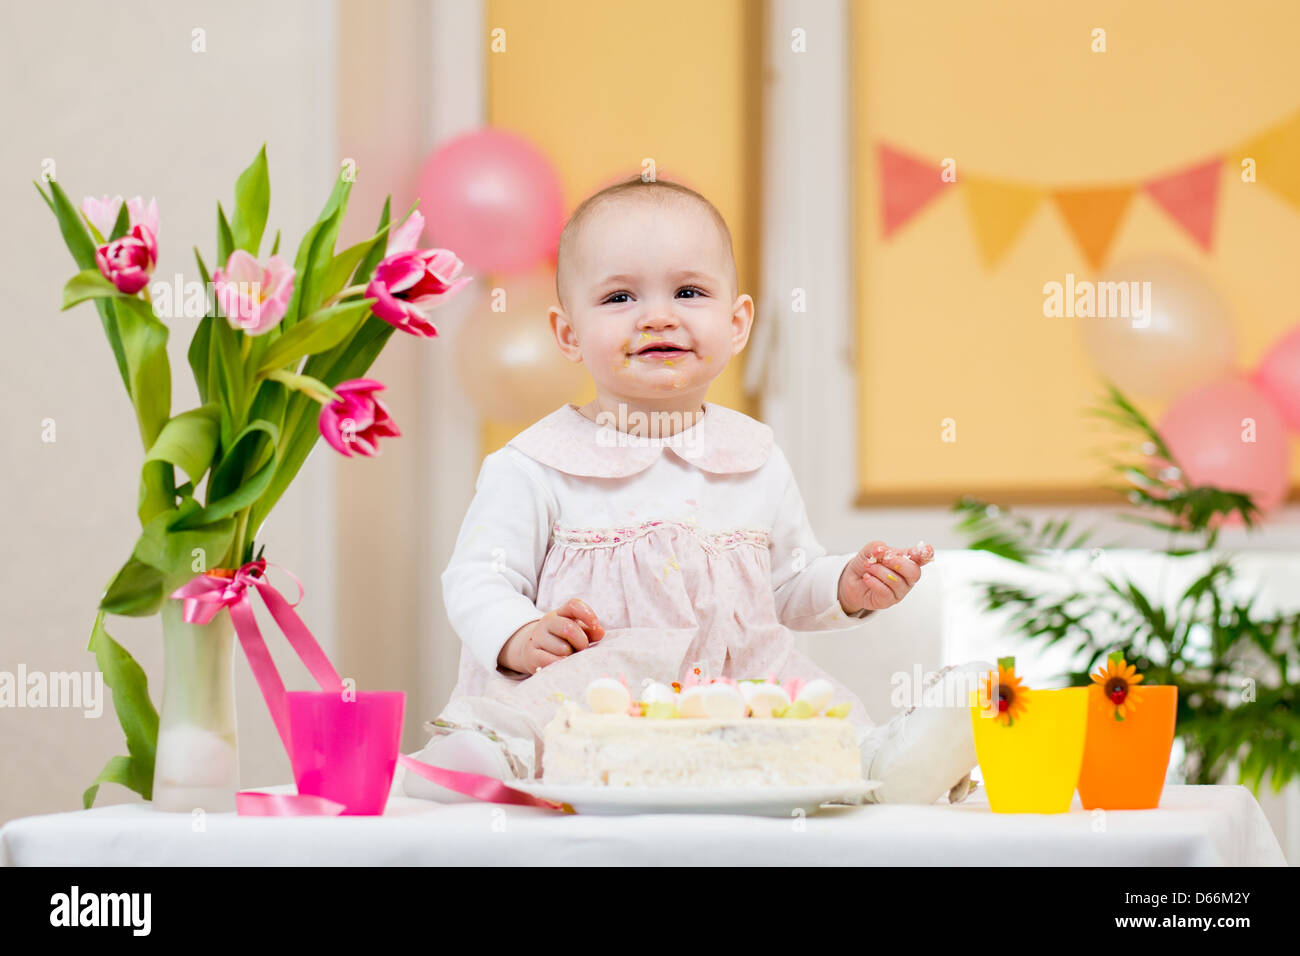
[169,559,570,816]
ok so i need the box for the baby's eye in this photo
[677,287,705,298]
[603,292,631,304]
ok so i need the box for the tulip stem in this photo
[322,284,368,309]
[240,336,251,360]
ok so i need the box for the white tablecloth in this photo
[0,784,1285,866]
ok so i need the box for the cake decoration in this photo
[582,674,852,719]
[586,677,632,715]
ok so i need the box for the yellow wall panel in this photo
[852,0,1300,501]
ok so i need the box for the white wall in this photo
[0,0,340,826]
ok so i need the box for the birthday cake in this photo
[541,676,863,788]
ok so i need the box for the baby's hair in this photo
[555,175,738,311]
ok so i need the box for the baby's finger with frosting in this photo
[906,541,935,566]
[879,550,921,587]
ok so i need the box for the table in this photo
[1,783,1285,866]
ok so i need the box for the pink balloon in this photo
[417,128,564,274]
[1157,378,1291,520]
[1252,323,1300,432]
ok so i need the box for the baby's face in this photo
[550,197,753,409]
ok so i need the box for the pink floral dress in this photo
[431,402,876,779]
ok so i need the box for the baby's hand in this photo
[497,598,606,676]
[837,541,934,615]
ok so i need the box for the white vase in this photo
[151,576,239,812]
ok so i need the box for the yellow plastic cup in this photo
[969,686,1088,813]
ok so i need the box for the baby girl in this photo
[403,176,985,805]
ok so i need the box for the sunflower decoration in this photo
[1092,651,1145,721]
[980,656,1028,727]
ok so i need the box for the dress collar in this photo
[506,402,774,478]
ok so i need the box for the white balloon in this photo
[1078,256,1236,400]
[452,265,586,421]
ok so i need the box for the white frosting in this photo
[586,677,631,714]
[796,678,834,715]
[743,682,791,718]
[638,681,676,705]
[700,683,746,719]
[677,685,708,718]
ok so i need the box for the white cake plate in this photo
[510,780,882,816]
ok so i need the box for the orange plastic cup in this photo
[1077,684,1177,810]
[969,687,1088,813]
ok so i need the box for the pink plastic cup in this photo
[287,690,405,815]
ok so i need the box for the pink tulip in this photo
[95,225,158,295]
[81,195,159,240]
[318,379,401,457]
[212,250,295,336]
[364,211,472,338]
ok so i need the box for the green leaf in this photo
[322,221,392,297]
[283,174,352,330]
[256,297,375,373]
[84,609,159,806]
[188,315,214,404]
[207,313,246,452]
[143,404,221,485]
[355,196,394,285]
[133,498,237,576]
[136,401,213,527]
[217,202,235,267]
[61,269,120,310]
[99,556,164,617]
[83,755,143,810]
[108,200,131,241]
[113,296,172,452]
[266,368,340,404]
[38,179,96,266]
[270,229,281,255]
[185,419,280,528]
[231,144,270,255]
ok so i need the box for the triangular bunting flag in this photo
[1143,157,1223,251]
[1236,110,1300,210]
[1051,186,1135,270]
[962,176,1044,268]
[878,143,950,238]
